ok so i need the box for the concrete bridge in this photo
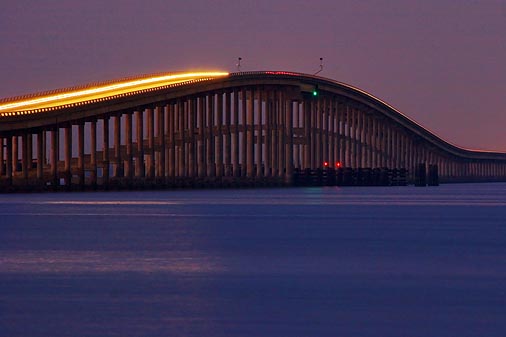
[1,70,505,191]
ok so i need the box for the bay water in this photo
[1,184,505,336]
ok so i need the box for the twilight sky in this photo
[1,0,505,151]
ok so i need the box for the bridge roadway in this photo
[0,70,505,191]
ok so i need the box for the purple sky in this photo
[1,0,505,151]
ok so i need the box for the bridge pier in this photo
[6,136,12,183]
[113,115,122,179]
[78,123,85,189]
[255,91,262,179]
[157,106,166,181]
[90,120,97,188]
[147,108,155,179]
[135,111,144,179]
[264,91,271,177]
[124,112,133,182]
[102,117,110,188]
[187,99,196,178]
[232,90,240,177]
[285,99,294,184]
[11,136,18,175]
[36,132,43,180]
[20,134,28,181]
[246,89,254,177]
[165,104,171,180]
[0,137,4,178]
[64,126,72,188]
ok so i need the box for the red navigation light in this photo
[323,161,329,167]
[335,161,341,168]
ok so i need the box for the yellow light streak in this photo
[0,71,229,112]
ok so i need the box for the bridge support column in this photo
[50,130,58,187]
[0,137,4,177]
[352,108,358,168]
[379,120,385,168]
[356,109,363,168]
[362,114,368,168]
[77,123,85,189]
[215,93,223,178]
[365,113,372,168]
[390,125,396,168]
[293,102,300,169]
[114,115,122,179]
[27,134,33,171]
[6,136,13,182]
[36,132,44,181]
[377,120,382,168]
[322,98,328,166]
[327,99,332,166]
[225,92,232,177]
[64,126,72,188]
[372,117,379,168]
[135,111,144,178]
[12,135,18,174]
[207,94,215,177]
[345,105,351,168]
[198,99,206,178]
[124,113,133,181]
[333,101,340,166]
[395,129,403,168]
[168,105,176,180]
[246,89,255,177]
[103,117,110,188]
[401,131,407,169]
[383,122,389,168]
[21,134,29,181]
[315,98,321,167]
[264,91,272,176]
[368,117,374,168]
[328,100,335,168]
[147,108,155,178]
[158,106,166,180]
[285,98,294,184]
[277,92,285,177]
[338,102,345,167]
[232,91,240,177]
[303,101,310,170]
[385,123,393,169]
[348,107,354,168]
[240,90,247,177]
[256,90,263,178]
[188,100,196,178]
[396,129,401,168]
[271,92,279,175]
[395,130,401,169]
[409,140,415,181]
[176,102,184,177]
[165,104,171,180]
[362,110,367,168]
[90,121,97,188]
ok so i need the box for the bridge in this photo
[0,70,505,191]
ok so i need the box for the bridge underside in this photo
[1,72,505,191]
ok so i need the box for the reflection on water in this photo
[0,251,223,274]
[1,184,505,337]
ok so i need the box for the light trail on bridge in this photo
[0,71,229,114]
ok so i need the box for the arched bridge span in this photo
[0,70,505,190]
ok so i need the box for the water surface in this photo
[1,184,505,336]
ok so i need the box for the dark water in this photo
[1,184,505,337]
